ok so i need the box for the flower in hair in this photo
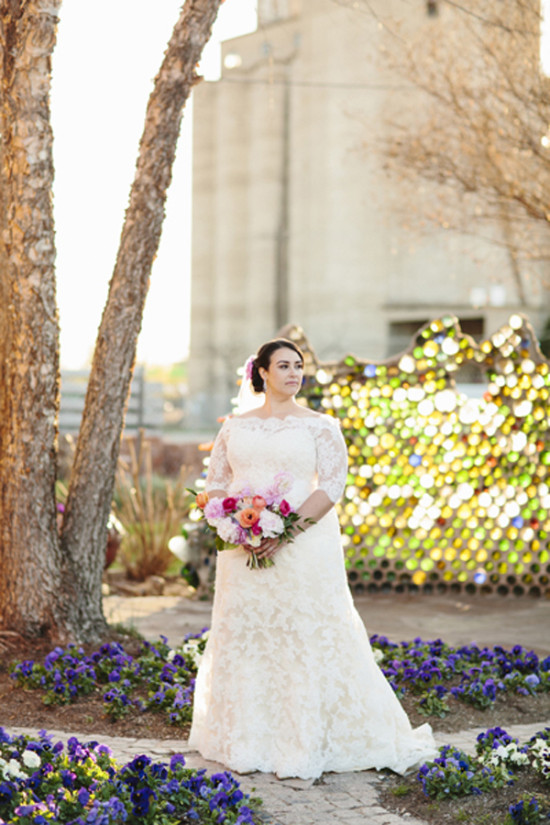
[244,355,255,381]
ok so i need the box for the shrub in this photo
[114,432,192,580]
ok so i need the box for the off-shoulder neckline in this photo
[230,412,331,423]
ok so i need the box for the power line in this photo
[219,76,413,91]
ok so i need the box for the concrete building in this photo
[188,0,548,425]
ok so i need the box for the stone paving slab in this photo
[7,721,550,825]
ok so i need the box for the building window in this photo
[388,317,485,383]
[259,0,290,25]
[453,318,485,384]
[388,321,429,357]
[426,1,438,16]
[458,317,485,341]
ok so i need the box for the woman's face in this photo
[261,347,304,397]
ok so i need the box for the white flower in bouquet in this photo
[217,518,242,545]
[273,471,293,494]
[258,509,284,538]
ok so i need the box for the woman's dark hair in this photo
[250,339,304,393]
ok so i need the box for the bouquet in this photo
[189,473,309,569]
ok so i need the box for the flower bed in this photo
[380,725,550,825]
[0,727,260,824]
[8,634,550,737]
[10,632,209,727]
[370,635,550,718]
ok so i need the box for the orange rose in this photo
[195,492,209,509]
[252,495,267,511]
[237,507,260,528]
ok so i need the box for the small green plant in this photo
[103,686,134,720]
[108,621,144,641]
[417,745,512,800]
[504,797,547,825]
[417,688,450,718]
[390,784,411,798]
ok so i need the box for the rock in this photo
[147,576,165,596]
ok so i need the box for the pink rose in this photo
[251,523,262,536]
[222,497,238,513]
[279,499,291,517]
[252,495,267,511]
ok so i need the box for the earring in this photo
[263,379,267,392]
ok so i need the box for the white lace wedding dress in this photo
[188,414,437,779]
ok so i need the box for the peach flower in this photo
[237,508,260,528]
[195,492,209,509]
[252,495,267,511]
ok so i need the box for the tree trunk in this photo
[60,0,223,640]
[0,1,65,637]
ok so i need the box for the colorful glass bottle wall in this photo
[280,315,550,596]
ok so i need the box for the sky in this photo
[51,0,257,369]
[52,1,550,369]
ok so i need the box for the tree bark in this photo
[60,0,223,640]
[0,1,65,637]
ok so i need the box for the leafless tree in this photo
[341,0,550,302]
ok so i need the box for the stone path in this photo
[7,720,549,825]
[102,591,550,655]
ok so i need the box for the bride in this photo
[188,338,437,780]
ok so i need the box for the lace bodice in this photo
[205,413,348,506]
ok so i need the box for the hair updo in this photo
[250,339,304,394]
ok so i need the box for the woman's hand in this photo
[253,536,282,561]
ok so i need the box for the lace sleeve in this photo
[205,419,233,493]
[315,418,349,503]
